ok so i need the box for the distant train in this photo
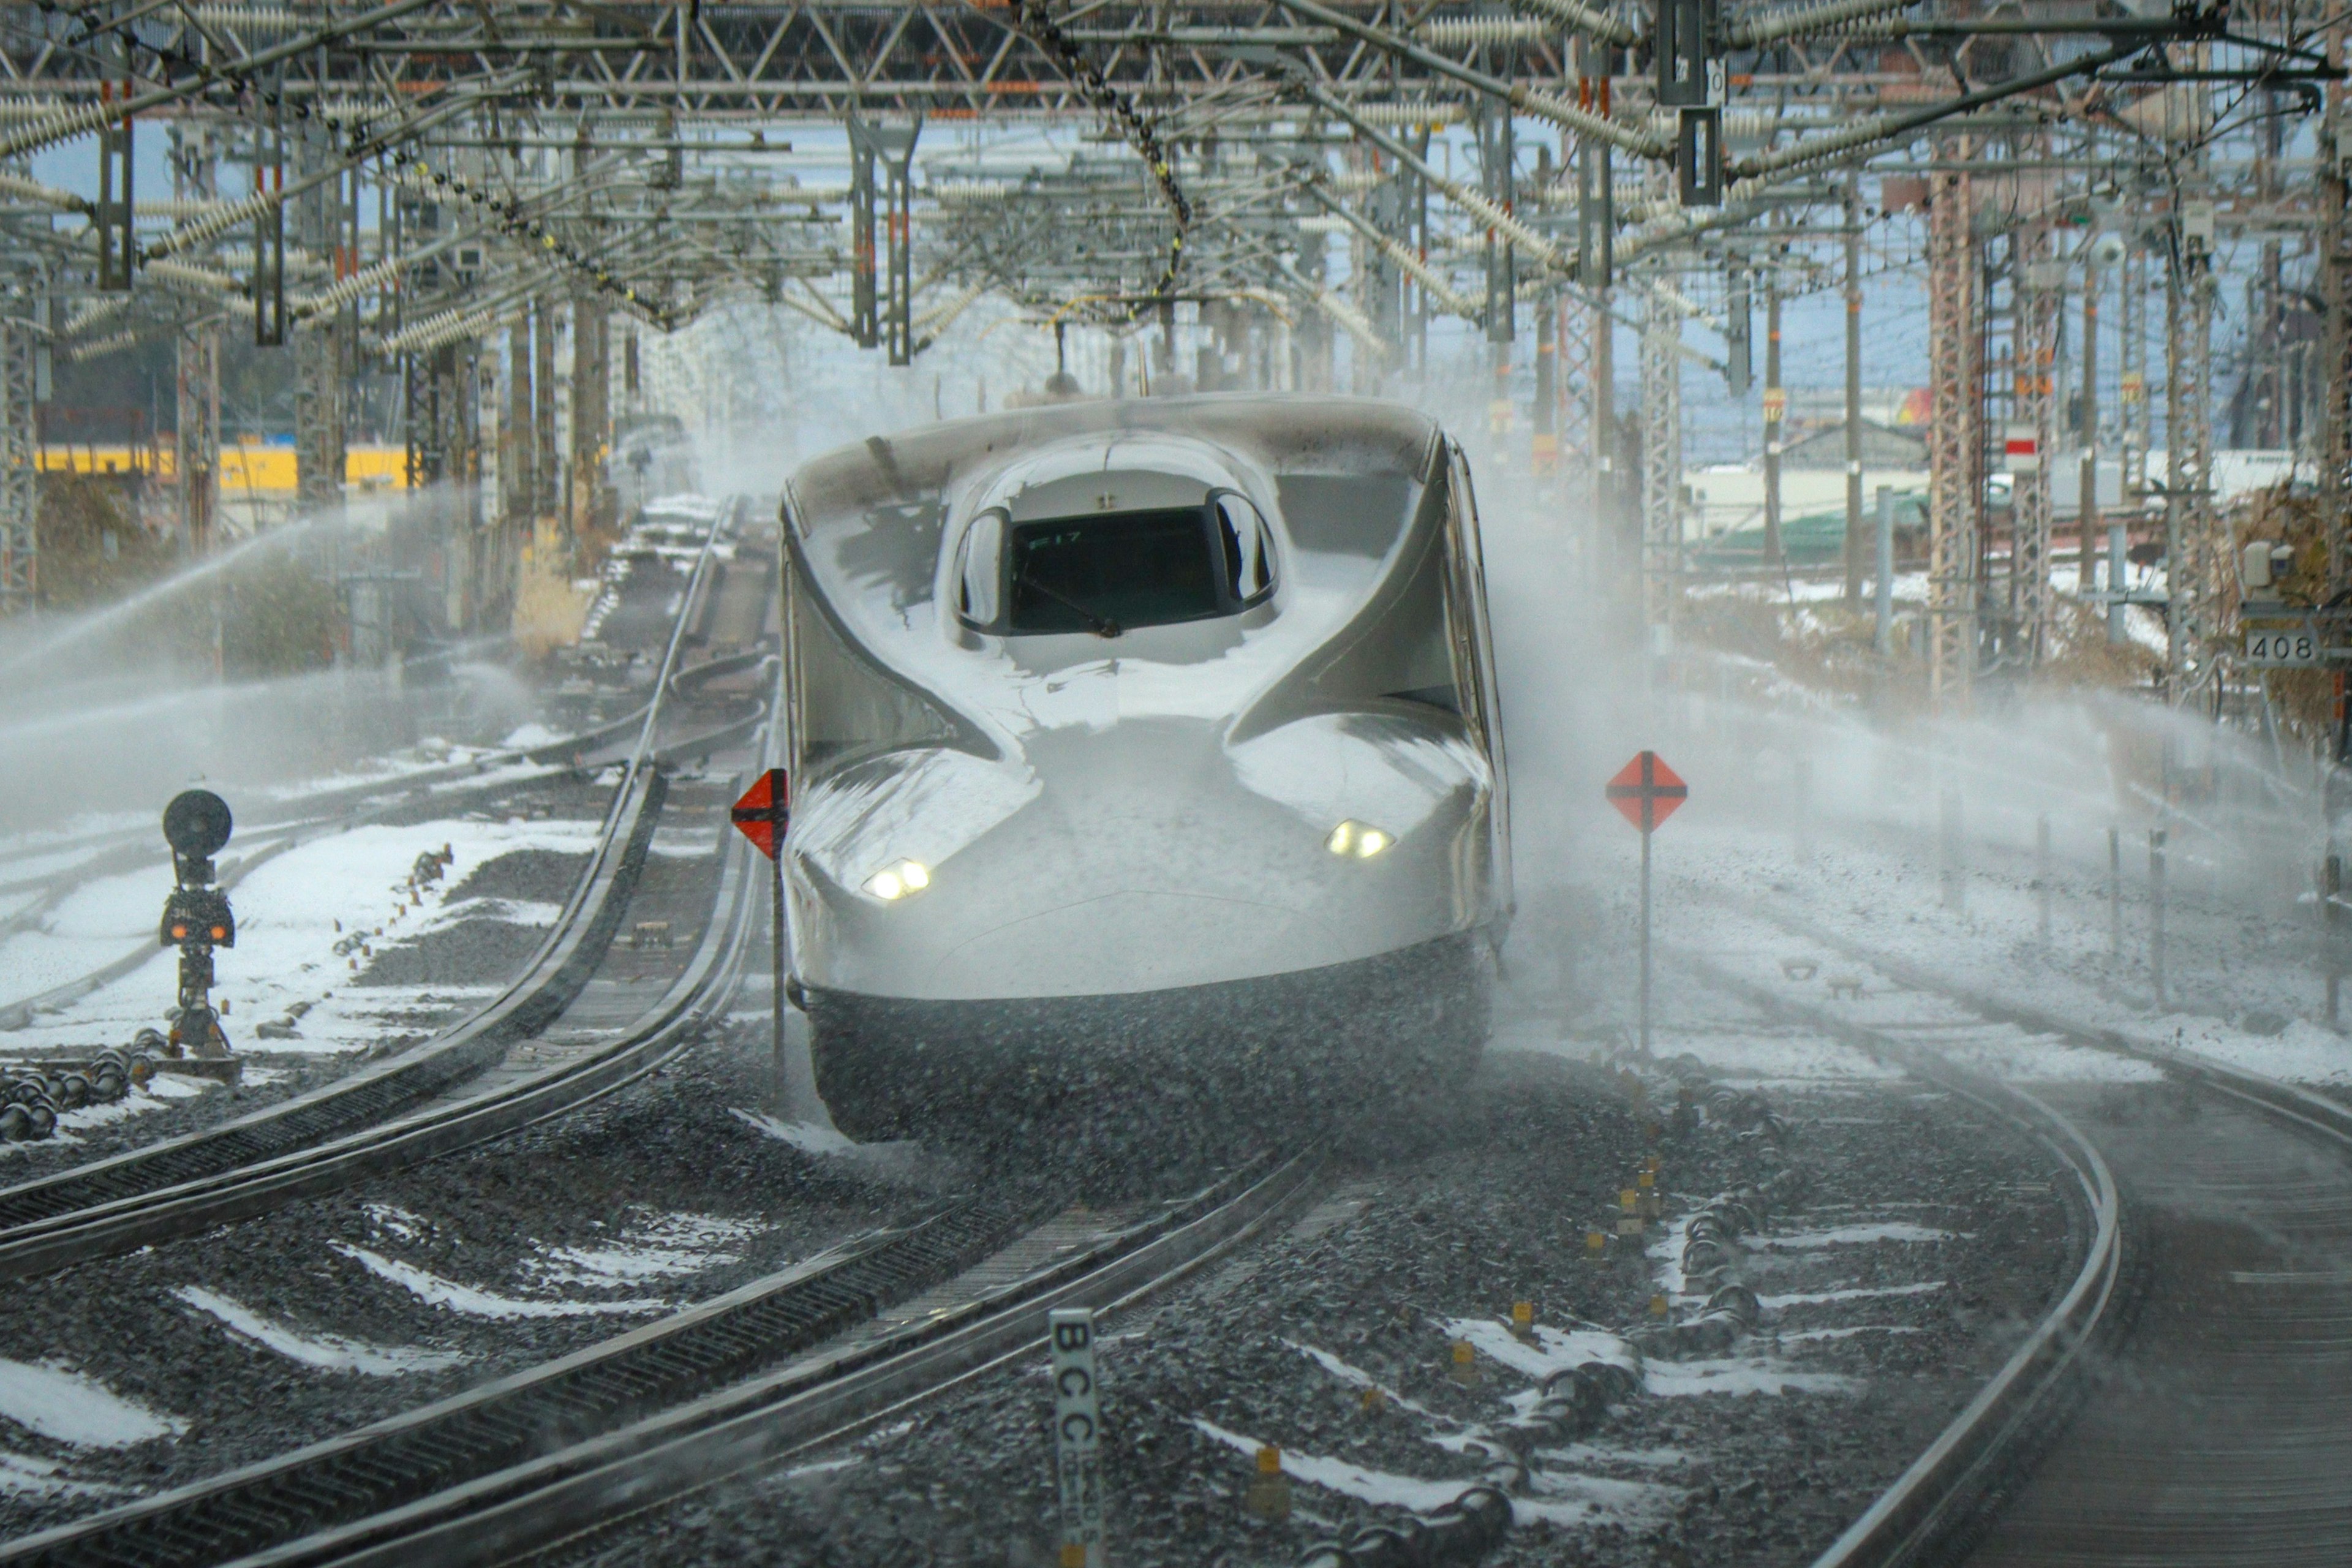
[778,395,1511,1137]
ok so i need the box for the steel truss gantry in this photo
[2165,211,2218,704]
[1638,276,1682,643]
[1926,151,1979,710]
[2010,217,2059,666]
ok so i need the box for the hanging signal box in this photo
[1656,0,1716,107]
[1678,108,1724,207]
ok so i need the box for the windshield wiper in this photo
[1019,573,1122,638]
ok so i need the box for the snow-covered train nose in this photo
[788,709,1490,1003]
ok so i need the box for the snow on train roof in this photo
[782,394,1447,752]
[785,394,1438,561]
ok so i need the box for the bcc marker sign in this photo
[1050,1308,1106,1567]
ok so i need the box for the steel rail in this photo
[195,1147,1324,1568]
[0,514,746,1281]
[0,823,783,1568]
[1679,953,2125,1568]
[1697,899,2352,1565]
[1729,899,2352,1148]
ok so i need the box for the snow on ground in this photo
[1191,1415,1681,1531]
[364,1203,429,1243]
[1662,816,2352,1090]
[1751,1221,1962,1249]
[728,1109,929,1180]
[0,1450,128,1499]
[522,1210,766,1287]
[175,1286,470,1376]
[331,1244,673,1319]
[0,1360,183,1446]
[1755,1281,1947,1310]
[243,741,534,805]
[729,1110,859,1156]
[1445,1317,1640,1381]
[0,813,611,1054]
[1638,1357,1864,1396]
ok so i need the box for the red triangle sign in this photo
[731,768,790,861]
[1605,752,1687,834]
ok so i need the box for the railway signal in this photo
[730,768,791,1106]
[1607,753,1689,1055]
[160,789,236,1061]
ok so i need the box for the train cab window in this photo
[1212,491,1276,606]
[954,496,1278,637]
[954,508,1004,627]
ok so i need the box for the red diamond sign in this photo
[730,768,790,861]
[1606,752,1687,834]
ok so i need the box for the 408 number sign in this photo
[2245,627,2323,667]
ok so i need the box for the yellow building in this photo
[38,443,410,495]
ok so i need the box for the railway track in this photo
[0,921,2154,1568]
[0,501,776,1284]
[1684,904,2352,1567]
[0,1147,1321,1568]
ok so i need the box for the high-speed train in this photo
[778,395,1510,1137]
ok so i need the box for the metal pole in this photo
[1843,171,1864,608]
[2108,823,2123,958]
[1793,754,1812,865]
[1874,484,1894,655]
[2327,851,2343,1028]
[1639,826,1653,1057]
[1763,255,1783,566]
[2106,521,2127,645]
[2080,241,2101,595]
[772,842,788,1109]
[2036,812,2052,948]
[1940,788,1965,913]
[2149,826,2169,1008]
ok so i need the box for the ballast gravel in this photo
[546,1032,2077,1568]
[0,1017,925,1537]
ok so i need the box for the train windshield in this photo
[1006,508,1225,634]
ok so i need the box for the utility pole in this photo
[2015,224,2058,664]
[2080,232,2101,596]
[2122,239,2149,507]
[0,309,34,615]
[1640,282,1683,655]
[176,323,219,559]
[1843,172,1864,608]
[533,298,559,548]
[1763,249,1784,567]
[1927,146,1980,710]
[172,126,219,565]
[2165,197,2217,706]
[505,312,535,546]
[571,290,609,541]
[1559,290,1597,533]
[293,136,347,521]
[1533,285,1556,479]
[2324,16,2352,615]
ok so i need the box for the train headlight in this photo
[1325,821,1393,859]
[864,859,932,901]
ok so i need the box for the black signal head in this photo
[163,790,233,859]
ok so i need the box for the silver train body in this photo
[780,395,1510,1137]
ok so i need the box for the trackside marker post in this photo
[1049,1308,1106,1566]
[728,768,790,1108]
[1607,752,1688,1055]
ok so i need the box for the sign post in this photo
[728,768,790,1107]
[1049,1308,1106,1568]
[1605,752,1688,1055]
